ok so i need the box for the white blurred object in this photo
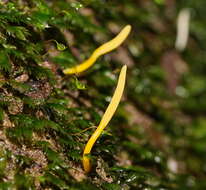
[175,8,191,51]
[168,158,178,173]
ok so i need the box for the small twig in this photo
[71,126,97,136]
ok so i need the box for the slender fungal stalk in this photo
[63,25,131,75]
[83,65,127,173]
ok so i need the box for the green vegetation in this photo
[0,0,206,189]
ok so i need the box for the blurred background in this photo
[0,0,206,189]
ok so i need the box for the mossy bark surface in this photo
[0,0,206,189]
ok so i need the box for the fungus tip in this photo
[63,25,131,75]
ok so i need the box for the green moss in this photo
[0,0,205,189]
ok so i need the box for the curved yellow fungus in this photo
[83,65,127,173]
[63,25,131,75]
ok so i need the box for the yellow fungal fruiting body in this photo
[63,25,131,75]
[83,65,127,173]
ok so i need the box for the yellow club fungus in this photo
[83,65,127,173]
[63,25,131,75]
